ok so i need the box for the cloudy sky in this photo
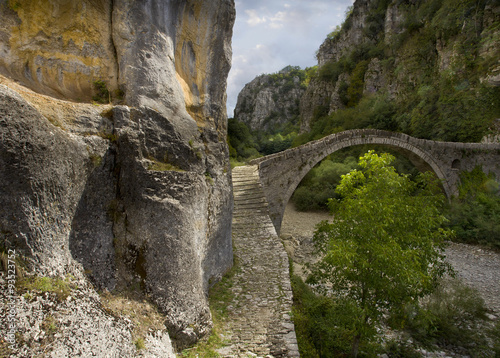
[226,0,354,117]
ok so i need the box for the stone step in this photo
[233,212,270,219]
[234,192,265,199]
[233,188,265,195]
[234,199,266,205]
[234,198,268,205]
[232,173,258,180]
[234,187,264,193]
[234,188,264,194]
[232,166,258,176]
[232,223,276,230]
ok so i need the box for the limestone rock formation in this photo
[0,0,119,102]
[315,0,372,67]
[234,66,306,132]
[300,0,376,129]
[300,0,500,138]
[299,77,336,133]
[0,0,235,355]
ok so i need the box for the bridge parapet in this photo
[250,129,500,234]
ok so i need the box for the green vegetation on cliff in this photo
[297,0,500,145]
[289,0,500,231]
[229,66,315,164]
[227,117,298,164]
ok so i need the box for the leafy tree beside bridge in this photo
[307,151,454,357]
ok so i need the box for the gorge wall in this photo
[300,0,500,141]
[0,0,235,355]
[233,66,306,132]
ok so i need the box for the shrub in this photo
[292,158,357,211]
[227,118,260,161]
[92,80,110,104]
[308,151,452,357]
[303,66,318,87]
[346,61,369,107]
[317,60,345,83]
[490,320,500,357]
[446,167,500,248]
[399,278,491,356]
[258,132,297,156]
[291,275,378,357]
[134,337,146,350]
[384,340,421,358]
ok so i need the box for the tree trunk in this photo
[351,334,361,358]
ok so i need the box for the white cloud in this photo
[269,11,286,29]
[245,9,267,26]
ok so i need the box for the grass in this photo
[97,131,118,143]
[46,116,66,130]
[205,172,214,185]
[134,337,146,350]
[147,155,184,172]
[100,290,167,352]
[8,0,20,11]
[41,315,58,336]
[89,153,103,168]
[16,275,76,302]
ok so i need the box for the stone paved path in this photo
[217,165,299,357]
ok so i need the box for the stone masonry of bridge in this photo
[217,165,299,357]
[250,129,500,234]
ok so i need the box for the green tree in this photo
[307,151,453,357]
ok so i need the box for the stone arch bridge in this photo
[248,129,500,234]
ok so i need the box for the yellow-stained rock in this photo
[0,0,118,101]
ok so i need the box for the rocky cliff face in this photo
[300,0,500,140]
[234,66,306,132]
[0,0,235,355]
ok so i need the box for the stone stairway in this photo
[217,165,299,357]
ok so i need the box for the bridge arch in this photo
[249,129,500,234]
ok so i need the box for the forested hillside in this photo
[229,66,308,161]
[298,0,499,145]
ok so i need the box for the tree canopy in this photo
[307,151,454,357]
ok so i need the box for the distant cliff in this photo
[0,0,235,355]
[234,66,306,132]
[300,0,499,143]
